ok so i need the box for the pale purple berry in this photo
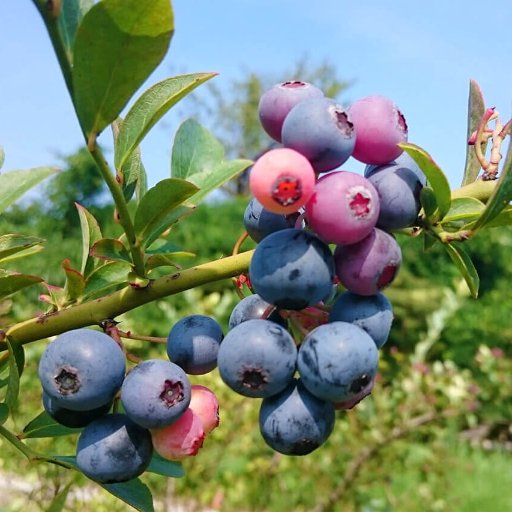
[305,171,380,245]
[349,95,408,165]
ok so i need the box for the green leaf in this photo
[146,254,182,271]
[0,146,4,169]
[0,167,57,214]
[134,179,198,247]
[76,203,103,276]
[146,452,184,478]
[73,0,174,137]
[6,339,25,412]
[0,234,45,262]
[62,259,86,302]
[115,73,217,171]
[0,403,9,425]
[443,242,479,298]
[0,270,44,299]
[423,232,438,251]
[462,80,486,186]
[90,239,132,264]
[419,187,438,221]
[442,197,485,223]
[83,261,131,299]
[57,0,94,63]
[46,483,72,512]
[102,480,154,512]
[399,143,451,220]
[0,245,44,265]
[22,411,79,439]
[171,119,252,204]
[470,153,512,232]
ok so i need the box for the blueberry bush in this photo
[1,1,512,511]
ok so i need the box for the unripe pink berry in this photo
[305,171,380,245]
[151,408,205,461]
[349,95,408,165]
[249,148,316,214]
[189,384,220,435]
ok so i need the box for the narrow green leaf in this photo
[441,197,485,224]
[143,205,195,250]
[76,203,103,276]
[423,232,438,251]
[146,452,184,478]
[0,270,44,299]
[0,234,45,262]
[6,339,25,412]
[470,154,512,232]
[145,239,183,254]
[46,483,72,512]
[419,187,438,222]
[0,167,57,214]
[22,411,79,439]
[0,245,44,265]
[90,239,132,264]
[0,146,4,169]
[462,80,486,186]
[62,259,86,302]
[134,179,198,246]
[399,143,451,220]
[73,0,174,136]
[466,206,512,229]
[115,73,217,170]
[443,243,479,298]
[102,480,154,512]
[83,261,131,299]
[58,0,95,60]
[145,254,180,271]
[0,403,9,425]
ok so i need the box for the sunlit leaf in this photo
[134,179,198,247]
[115,73,217,170]
[57,0,94,63]
[441,197,485,224]
[0,270,44,299]
[0,146,4,169]
[62,259,86,302]
[171,119,252,204]
[22,411,80,439]
[420,187,438,222]
[76,203,103,276]
[5,339,25,412]
[0,167,57,214]
[399,143,451,220]
[83,261,131,299]
[46,482,72,512]
[0,234,44,262]
[102,479,154,512]
[146,452,184,478]
[462,80,486,186]
[443,243,479,298]
[90,239,132,264]
[0,403,9,425]
[73,0,174,136]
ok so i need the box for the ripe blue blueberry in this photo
[259,378,335,455]
[166,315,223,375]
[121,359,191,429]
[217,319,297,398]
[328,291,393,348]
[297,322,379,402]
[43,391,112,428]
[228,294,286,329]
[281,96,356,173]
[76,413,153,483]
[249,228,335,310]
[243,197,297,242]
[364,151,427,186]
[38,328,125,411]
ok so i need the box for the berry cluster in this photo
[38,323,221,483]
[224,80,427,454]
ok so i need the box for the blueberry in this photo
[364,151,427,186]
[259,378,335,455]
[217,319,297,398]
[281,96,355,173]
[42,391,112,428]
[121,359,191,429]
[228,294,286,329]
[328,291,393,348]
[76,413,153,483]
[38,328,125,411]
[334,228,402,296]
[366,163,424,231]
[297,322,379,402]
[166,315,223,375]
[258,81,324,142]
[243,197,297,243]
[249,228,335,310]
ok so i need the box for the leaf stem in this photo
[3,250,254,348]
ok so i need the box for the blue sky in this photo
[1,1,511,191]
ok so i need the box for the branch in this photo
[3,250,254,349]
